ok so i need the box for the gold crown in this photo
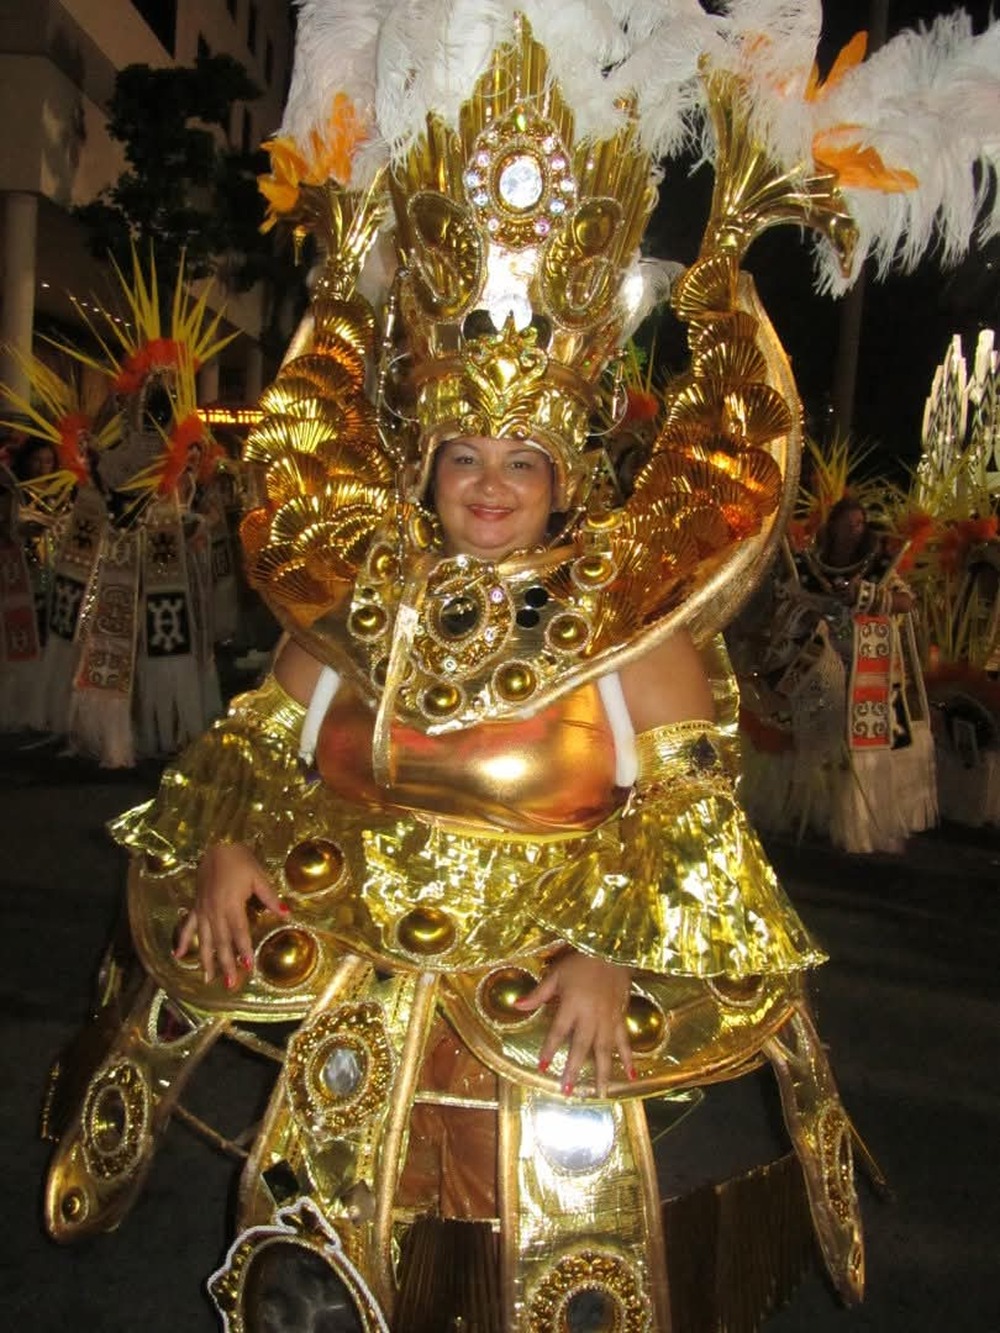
[388,16,657,507]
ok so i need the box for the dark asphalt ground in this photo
[2,727,998,1332]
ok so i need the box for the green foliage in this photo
[73,53,294,311]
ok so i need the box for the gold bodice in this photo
[315,679,624,834]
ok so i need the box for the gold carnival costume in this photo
[43,3,1000,1329]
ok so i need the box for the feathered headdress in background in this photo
[1,249,239,523]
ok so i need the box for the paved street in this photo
[2,732,997,1331]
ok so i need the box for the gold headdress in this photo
[389,19,656,506]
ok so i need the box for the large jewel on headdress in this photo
[389,16,657,509]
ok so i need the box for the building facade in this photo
[0,0,296,408]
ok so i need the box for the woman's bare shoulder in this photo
[618,630,715,732]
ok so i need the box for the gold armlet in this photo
[109,674,310,868]
[631,720,739,809]
[228,672,309,746]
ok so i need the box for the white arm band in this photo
[597,671,638,787]
[298,665,340,765]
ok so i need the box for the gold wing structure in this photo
[241,73,856,732]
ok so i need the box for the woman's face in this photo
[25,445,58,479]
[433,436,554,561]
[826,504,867,561]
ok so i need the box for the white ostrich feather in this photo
[607,3,726,159]
[280,0,391,166]
[810,12,1000,292]
[279,1,1000,304]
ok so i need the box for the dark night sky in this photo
[651,0,999,477]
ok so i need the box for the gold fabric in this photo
[529,720,826,976]
[110,673,307,869]
[116,671,821,1001]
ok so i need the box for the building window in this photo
[247,3,258,56]
[264,37,274,86]
[129,0,178,55]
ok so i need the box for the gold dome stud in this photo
[547,613,588,651]
[572,553,615,588]
[258,928,319,987]
[397,907,456,955]
[410,513,436,549]
[423,682,462,717]
[369,544,399,581]
[710,974,763,1006]
[494,662,537,702]
[480,967,537,1022]
[284,839,346,895]
[625,993,667,1053]
[348,604,387,638]
[59,1188,88,1224]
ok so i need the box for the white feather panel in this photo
[281,0,392,156]
[810,12,1000,292]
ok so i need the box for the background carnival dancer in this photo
[734,493,937,854]
[0,251,237,766]
[41,3,1000,1331]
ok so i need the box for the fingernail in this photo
[627,1065,637,1082]
[278,903,291,916]
[538,1057,550,1073]
[562,1081,574,1097]
[239,953,254,971]
[224,973,236,990]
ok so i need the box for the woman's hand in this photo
[173,842,285,988]
[516,950,634,1097]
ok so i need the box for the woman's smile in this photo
[433,436,554,560]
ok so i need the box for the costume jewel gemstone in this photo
[533,1099,616,1172]
[443,656,457,672]
[473,190,489,207]
[440,594,480,635]
[490,586,504,603]
[550,199,565,215]
[534,218,551,236]
[691,734,719,771]
[498,152,544,209]
[464,170,481,188]
[320,1045,365,1099]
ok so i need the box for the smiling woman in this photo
[41,3,1000,1331]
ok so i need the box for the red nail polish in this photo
[239,953,253,970]
[562,1081,574,1097]
[627,1065,637,1082]
[224,974,236,990]
[538,1057,550,1073]
[278,903,291,916]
